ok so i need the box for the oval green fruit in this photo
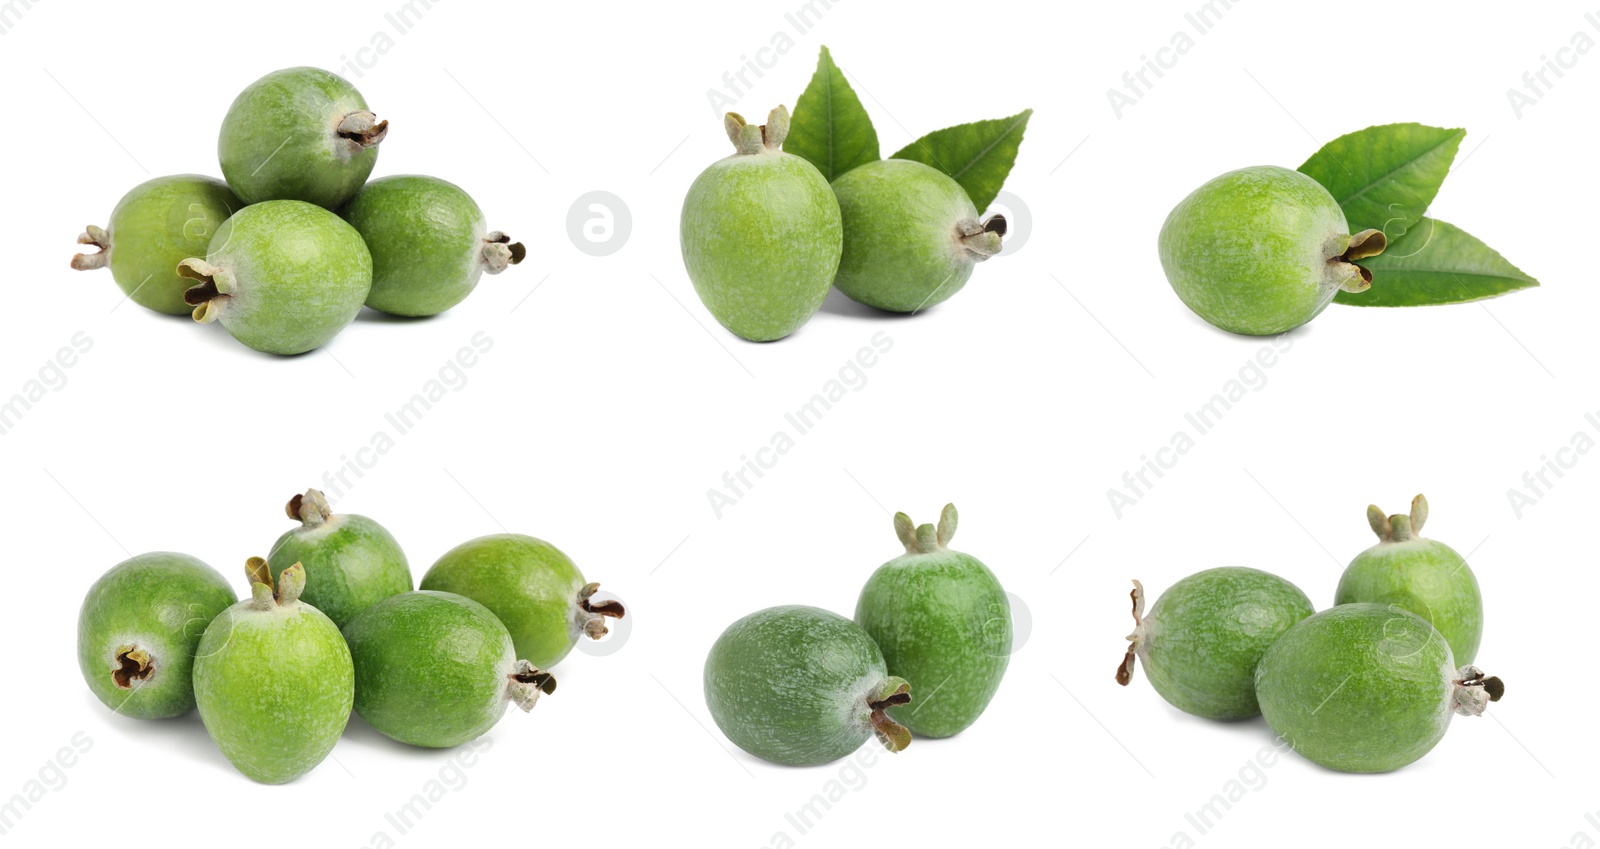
[178,200,373,355]
[419,533,625,669]
[194,560,354,784]
[343,591,555,748]
[340,175,525,317]
[265,488,412,629]
[218,67,385,209]
[1335,494,1483,665]
[1158,165,1386,335]
[1255,603,1503,773]
[831,160,1004,313]
[854,504,1009,738]
[680,106,843,342]
[704,605,911,766]
[70,175,242,315]
[77,551,237,719]
[1118,566,1314,720]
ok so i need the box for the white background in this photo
[0,0,1593,846]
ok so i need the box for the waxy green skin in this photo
[1255,604,1500,773]
[420,534,623,669]
[77,552,237,719]
[71,175,242,315]
[1335,496,1483,665]
[341,175,524,317]
[831,160,1003,313]
[343,591,553,748]
[1158,165,1384,335]
[704,605,910,766]
[218,67,384,209]
[193,563,354,784]
[266,489,411,629]
[855,504,1009,737]
[180,200,372,355]
[1121,567,1314,720]
[681,107,843,342]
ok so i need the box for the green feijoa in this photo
[831,160,1004,314]
[854,504,1009,738]
[178,200,372,355]
[343,591,555,748]
[71,175,242,315]
[218,67,386,209]
[419,534,625,669]
[265,489,412,629]
[680,107,843,342]
[1118,567,1314,720]
[1336,494,1483,665]
[1158,165,1387,335]
[1255,603,1503,773]
[340,175,524,317]
[193,560,354,784]
[77,552,236,719]
[704,605,911,766]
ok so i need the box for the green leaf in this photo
[785,46,879,182]
[1336,218,1539,307]
[890,109,1032,212]
[1299,123,1464,239]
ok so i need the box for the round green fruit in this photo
[265,488,412,629]
[419,534,625,669]
[340,175,525,317]
[193,560,354,784]
[218,67,386,209]
[1255,603,1502,773]
[77,552,237,719]
[179,200,372,355]
[1335,494,1483,665]
[71,175,242,315]
[1158,165,1386,335]
[831,159,1004,313]
[680,106,843,342]
[343,591,555,748]
[1118,567,1314,720]
[854,504,1009,738]
[704,605,911,766]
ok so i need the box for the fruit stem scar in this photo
[177,258,231,323]
[71,225,110,270]
[1327,228,1387,293]
[1117,579,1146,686]
[113,645,154,689]
[956,217,1005,262]
[1452,665,1505,715]
[577,582,626,640]
[481,232,526,274]
[287,489,334,527]
[335,111,388,150]
[867,679,913,753]
[724,106,790,155]
[507,660,556,712]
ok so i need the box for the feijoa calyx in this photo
[1119,567,1314,720]
[704,605,911,766]
[266,488,412,629]
[854,504,1010,737]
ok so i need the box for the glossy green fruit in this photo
[194,560,354,784]
[854,504,1009,737]
[77,552,237,719]
[340,175,525,317]
[218,67,386,209]
[71,175,242,315]
[681,107,842,341]
[1158,165,1387,335]
[178,200,372,355]
[832,160,1004,313]
[1255,603,1503,773]
[343,591,555,748]
[704,605,911,766]
[419,534,625,669]
[1118,567,1314,720]
[1336,494,1483,665]
[265,489,412,629]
